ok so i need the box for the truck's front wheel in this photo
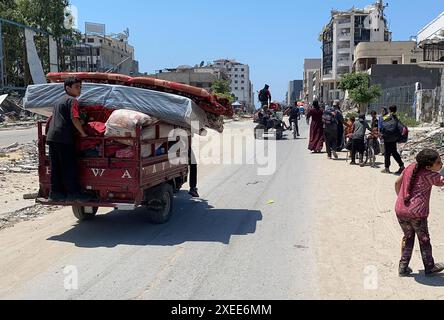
[72,206,98,222]
[145,183,174,224]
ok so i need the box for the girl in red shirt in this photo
[395,149,444,277]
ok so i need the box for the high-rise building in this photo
[320,1,391,102]
[212,59,254,112]
[287,80,303,106]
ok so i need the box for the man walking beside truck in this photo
[46,78,90,202]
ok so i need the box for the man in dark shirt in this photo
[286,102,301,136]
[46,78,89,202]
[258,85,271,108]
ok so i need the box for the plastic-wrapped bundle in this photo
[105,109,157,138]
[23,83,214,131]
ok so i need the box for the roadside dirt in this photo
[313,151,444,300]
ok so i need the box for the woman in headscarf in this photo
[306,100,325,153]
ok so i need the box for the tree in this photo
[0,0,75,87]
[339,72,382,114]
[211,80,234,104]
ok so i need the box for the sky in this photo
[70,0,443,104]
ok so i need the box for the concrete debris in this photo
[0,142,39,173]
[0,204,60,230]
[0,93,44,128]
[400,127,444,162]
[23,193,38,200]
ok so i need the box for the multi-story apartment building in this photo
[287,80,303,106]
[320,0,391,102]
[353,41,423,72]
[212,59,254,111]
[149,65,229,91]
[64,26,139,76]
[303,59,322,104]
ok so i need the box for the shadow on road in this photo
[414,272,444,287]
[48,192,263,248]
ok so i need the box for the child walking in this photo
[395,149,444,277]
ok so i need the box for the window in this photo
[392,60,398,65]
[235,75,238,78]
[241,68,244,72]
[235,80,238,84]
[99,39,103,43]
[241,81,245,84]
[88,38,95,43]
[241,87,244,90]
[235,68,238,71]
[241,75,245,78]
[235,87,238,90]
[410,58,417,63]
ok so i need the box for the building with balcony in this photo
[64,27,139,76]
[303,59,322,104]
[320,0,391,103]
[354,41,423,72]
[211,59,254,112]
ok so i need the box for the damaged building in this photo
[416,11,444,124]
[320,0,391,103]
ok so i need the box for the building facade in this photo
[303,59,322,104]
[150,65,229,91]
[320,0,391,102]
[417,11,444,63]
[65,29,139,75]
[354,41,423,72]
[212,59,254,112]
[287,80,303,106]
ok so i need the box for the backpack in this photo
[397,122,409,143]
[381,116,399,136]
[259,90,268,102]
[322,110,337,126]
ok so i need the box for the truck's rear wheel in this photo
[72,206,98,222]
[145,183,174,224]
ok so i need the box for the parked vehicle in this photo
[36,116,190,224]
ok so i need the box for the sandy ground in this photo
[1,120,444,299]
[313,151,444,300]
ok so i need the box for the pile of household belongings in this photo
[23,73,233,159]
[23,72,233,132]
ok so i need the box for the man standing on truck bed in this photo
[46,78,90,202]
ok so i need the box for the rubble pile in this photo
[400,128,444,162]
[0,93,43,128]
[0,142,39,173]
[0,204,60,230]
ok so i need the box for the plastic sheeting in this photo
[23,83,212,130]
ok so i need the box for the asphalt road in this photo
[0,121,319,299]
[0,127,38,148]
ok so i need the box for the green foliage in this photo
[211,80,234,104]
[0,0,75,87]
[398,113,419,128]
[339,73,382,112]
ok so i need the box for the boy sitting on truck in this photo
[46,78,90,202]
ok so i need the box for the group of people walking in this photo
[305,101,444,277]
[306,101,406,174]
